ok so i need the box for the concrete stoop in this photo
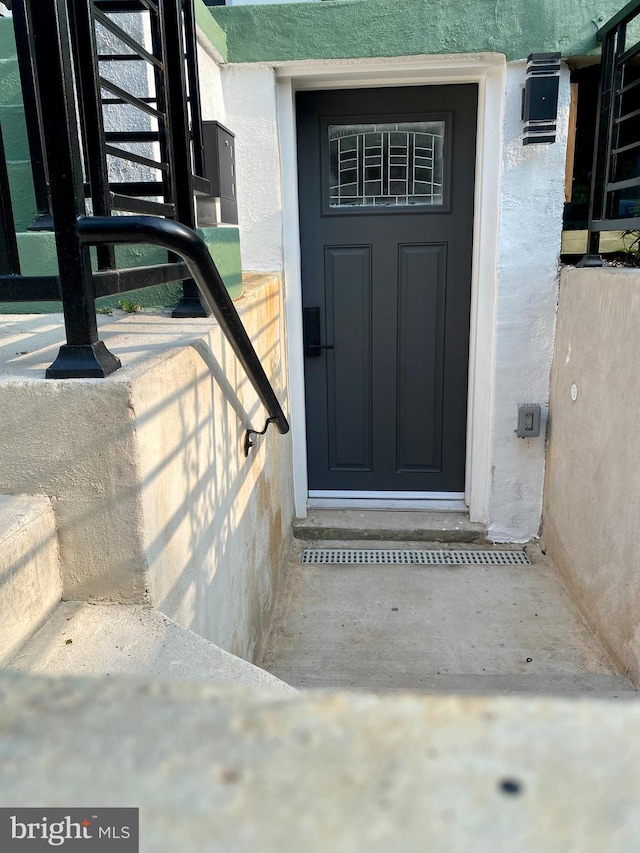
[0,495,292,691]
[0,494,62,665]
[7,602,294,692]
[293,509,487,542]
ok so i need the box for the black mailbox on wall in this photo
[522,53,561,145]
[197,120,238,226]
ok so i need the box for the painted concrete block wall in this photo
[97,13,158,184]
[488,62,570,541]
[543,268,640,686]
[0,276,293,662]
[197,35,227,124]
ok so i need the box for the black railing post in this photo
[183,0,205,179]
[578,33,615,267]
[160,0,206,318]
[11,0,53,231]
[27,0,120,378]
[68,0,116,271]
[580,26,619,267]
[0,125,21,275]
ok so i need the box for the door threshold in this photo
[307,492,466,512]
[294,507,486,542]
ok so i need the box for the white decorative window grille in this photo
[328,121,445,208]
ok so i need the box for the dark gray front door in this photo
[297,85,477,493]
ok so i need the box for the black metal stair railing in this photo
[0,0,289,448]
[581,0,640,265]
[5,0,209,312]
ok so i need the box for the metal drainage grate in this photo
[301,548,531,566]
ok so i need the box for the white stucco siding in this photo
[96,13,159,185]
[197,38,227,123]
[219,65,284,272]
[488,61,570,541]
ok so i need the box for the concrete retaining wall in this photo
[133,277,293,660]
[0,274,293,663]
[543,266,640,684]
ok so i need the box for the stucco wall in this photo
[542,267,640,685]
[219,64,283,272]
[488,62,569,541]
[97,13,158,185]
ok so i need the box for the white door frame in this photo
[275,54,506,521]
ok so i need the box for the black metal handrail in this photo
[77,214,289,442]
[581,0,640,265]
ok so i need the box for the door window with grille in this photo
[328,121,445,208]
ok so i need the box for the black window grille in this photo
[583,0,640,264]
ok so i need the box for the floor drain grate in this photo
[301,548,531,566]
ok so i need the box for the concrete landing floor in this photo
[263,542,636,697]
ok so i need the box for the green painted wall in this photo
[0,26,37,230]
[209,0,628,63]
[195,0,228,60]
[1,226,243,313]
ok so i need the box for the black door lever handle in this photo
[303,307,334,357]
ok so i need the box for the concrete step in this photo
[270,669,636,698]
[7,601,295,692]
[0,494,62,665]
[293,509,487,543]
